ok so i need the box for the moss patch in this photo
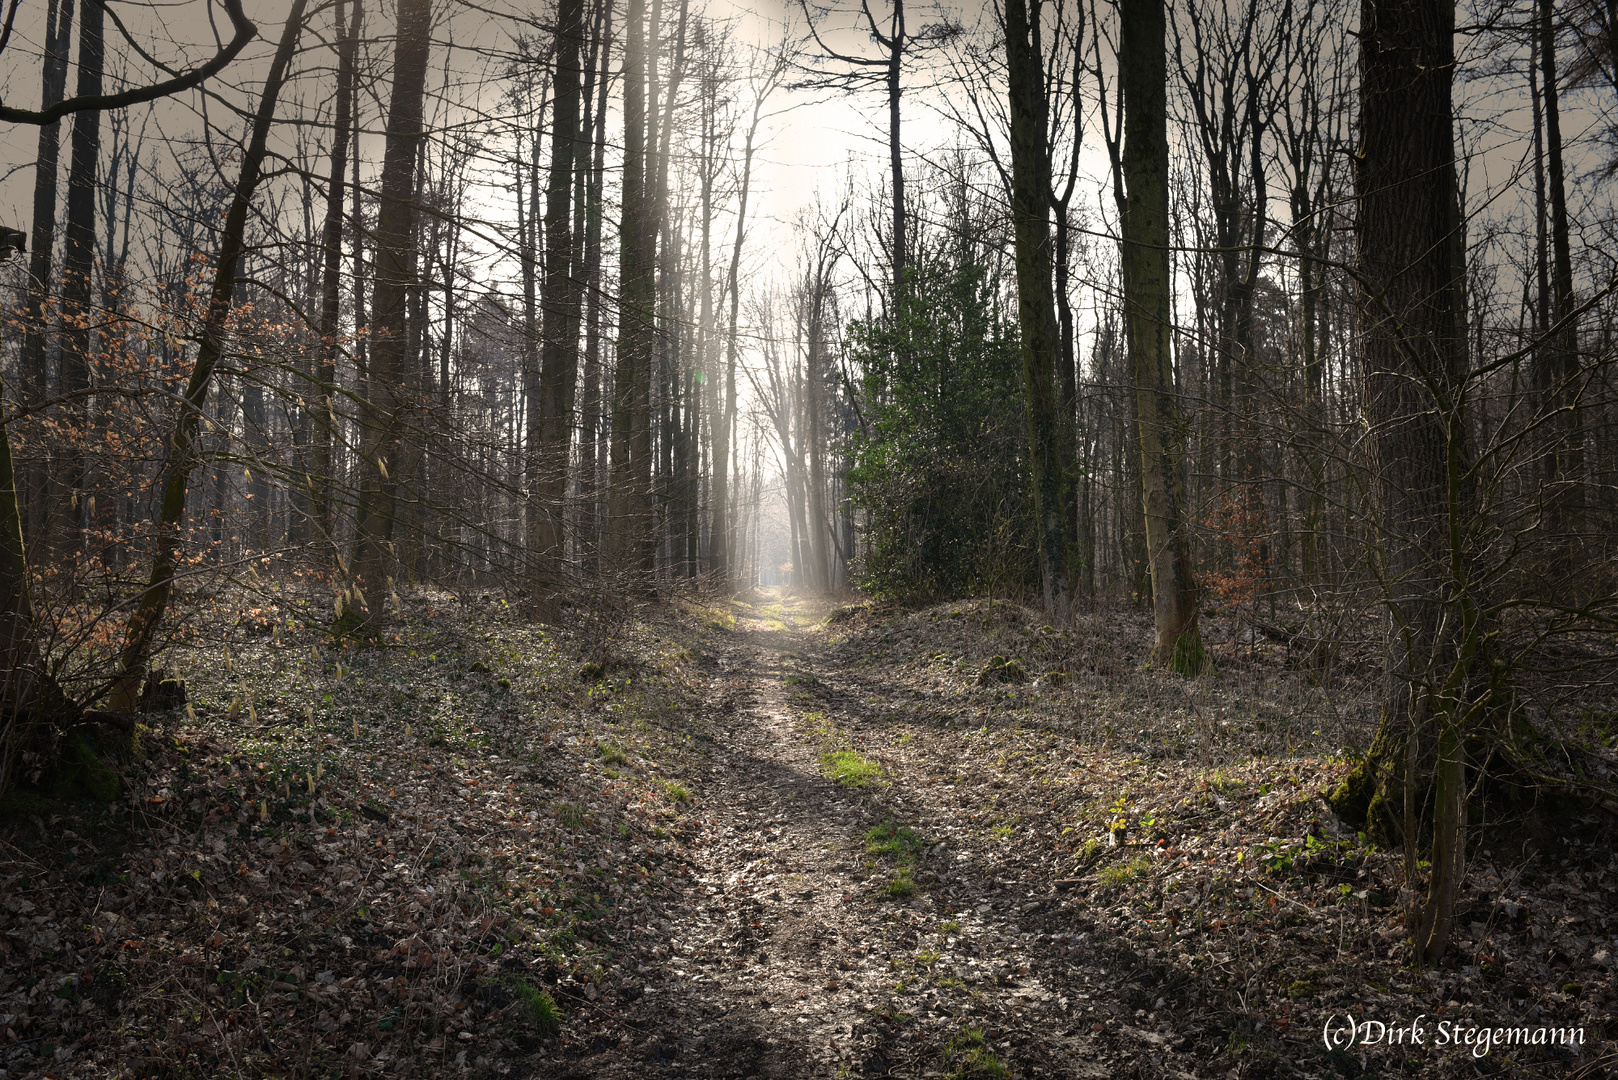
[51,732,121,802]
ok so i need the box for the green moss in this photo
[865,822,926,861]
[976,656,1026,686]
[1327,727,1404,847]
[884,869,917,898]
[0,790,63,819]
[52,733,120,802]
[1169,628,1210,676]
[942,1028,1009,1079]
[1098,853,1152,887]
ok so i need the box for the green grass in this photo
[598,742,628,766]
[865,822,926,861]
[990,824,1015,839]
[823,750,882,787]
[659,778,693,803]
[556,803,586,828]
[1098,853,1153,887]
[509,978,562,1038]
[942,1028,1009,1079]
[939,921,960,935]
[884,869,917,898]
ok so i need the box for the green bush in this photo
[846,257,1037,601]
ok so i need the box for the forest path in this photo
[555,591,1122,1080]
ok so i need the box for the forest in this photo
[0,0,1616,1075]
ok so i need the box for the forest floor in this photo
[1,588,1615,1080]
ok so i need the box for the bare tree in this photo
[1120,0,1205,671]
[352,0,434,617]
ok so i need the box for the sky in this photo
[1,0,1611,364]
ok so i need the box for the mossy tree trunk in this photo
[1330,0,1490,966]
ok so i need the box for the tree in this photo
[1004,0,1076,622]
[607,0,654,576]
[1537,0,1583,538]
[708,46,785,591]
[55,0,105,558]
[0,0,254,125]
[107,0,312,710]
[310,0,362,550]
[797,0,957,302]
[18,0,74,548]
[352,0,434,617]
[529,0,587,600]
[1330,0,1480,965]
[1118,0,1205,672]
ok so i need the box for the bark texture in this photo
[1005,0,1076,622]
[1119,0,1204,671]
[352,0,433,615]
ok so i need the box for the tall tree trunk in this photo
[1330,0,1482,967]
[20,0,74,549]
[107,0,309,709]
[311,0,360,554]
[351,0,433,616]
[518,84,544,573]
[1120,0,1204,670]
[697,53,718,580]
[711,71,769,591]
[56,0,104,560]
[530,0,586,602]
[1005,0,1075,622]
[887,0,906,298]
[577,0,613,569]
[801,266,833,594]
[1539,0,1582,538]
[607,0,652,575]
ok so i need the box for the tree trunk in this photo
[607,0,652,576]
[1329,0,1482,967]
[20,0,74,549]
[1539,0,1582,538]
[577,0,613,569]
[887,0,906,298]
[56,0,104,560]
[351,0,433,616]
[1005,0,1076,622]
[107,0,309,709]
[1119,0,1203,670]
[311,0,360,553]
[711,78,769,591]
[530,0,586,603]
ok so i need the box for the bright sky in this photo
[0,0,1608,358]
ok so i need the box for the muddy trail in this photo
[539,596,1146,1080]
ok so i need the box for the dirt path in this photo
[546,594,1141,1080]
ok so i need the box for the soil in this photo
[1,589,1613,1079]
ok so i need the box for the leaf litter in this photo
[0,590,1611,1078]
